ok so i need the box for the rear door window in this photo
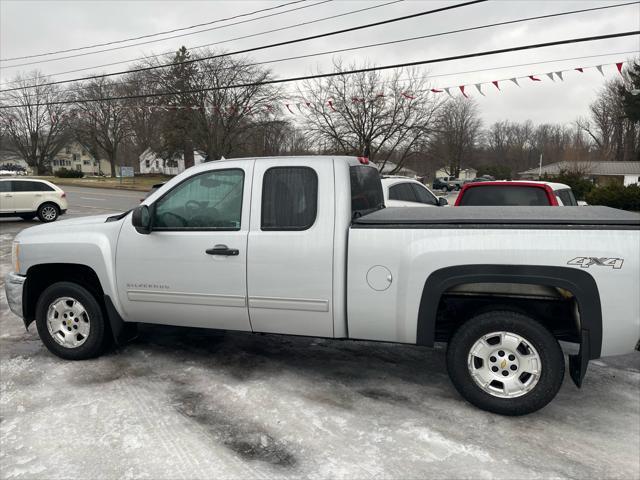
[0,181,10,193]
[261,167,318,231]
[389,183,417,202]
[459,186,550,206]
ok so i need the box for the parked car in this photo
[455,181,578,207]
[0,178,67,222]
[432,177,461,191]
[5,156,640,416]
[381,177,447,207]
[464,175,495,184]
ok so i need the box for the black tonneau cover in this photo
[353,206,640,229]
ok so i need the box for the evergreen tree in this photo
[621,61,640,123]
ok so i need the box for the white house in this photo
[435,167,477,181]
[519,161,640,186]
[139,148,206,175]
[50,141,111,175]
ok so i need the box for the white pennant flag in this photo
[596,65,604,76]
[475,83,485,96]
[546,73,555,82]
[555,71,564,81]
[510,78,520,87]
[444,87,453,97]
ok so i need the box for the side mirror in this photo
[438,197,449,207]
[132,205,151,234]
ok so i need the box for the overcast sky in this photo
[1,0,638,126]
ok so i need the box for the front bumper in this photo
[4,272,25,319]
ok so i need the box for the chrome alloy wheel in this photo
[467,331,541,399]
[41,205,57,221]
[46,297,90,348]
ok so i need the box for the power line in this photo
[0,0,403,87]
[0,0,487,92]
[0,0,309,62]
[0,0,334,69]
[6,4,634,100]
[1,31,636,109]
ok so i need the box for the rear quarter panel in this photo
[347,227,640,356]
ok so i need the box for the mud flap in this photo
[569,329,590,387]
[104,295,138,346]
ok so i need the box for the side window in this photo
[389,183,417,202]
[556,189,577,206]
[411,184,437,205]
[0,181,10,193]
[153,169,244,230]
[261,166,318,231]
[11,181,44,192]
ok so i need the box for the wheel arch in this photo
[416,264,602,387]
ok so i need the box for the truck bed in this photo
[352,206,640,229]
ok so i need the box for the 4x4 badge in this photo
[567,257,624,269]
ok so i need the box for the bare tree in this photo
[71,77,130,177]
[301,61,443,173]
[578,78,640,161]
[430,97,481,177]
[0,71,70,174]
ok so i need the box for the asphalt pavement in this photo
[0,186,638,479]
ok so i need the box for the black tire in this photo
[37,202,59,222]
[35,282,106,360]
[19,214,36,220]
[442,186,450,192]
[446,310,565,416]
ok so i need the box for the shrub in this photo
[585,184,640,211]
[477,165,512,180]
[54,168,84,178]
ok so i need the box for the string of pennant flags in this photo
[0,60,632,125]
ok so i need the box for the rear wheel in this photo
[446,310,564,415]
[37,202,59,222]
[35,282,106,360]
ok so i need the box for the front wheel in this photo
[37,202,59,222]
[446,310,565,415]
[35,282,106,360]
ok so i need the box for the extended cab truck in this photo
[5,156,640,415]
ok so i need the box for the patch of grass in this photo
[29,175,173,191]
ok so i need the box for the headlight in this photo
[11,241,20,273]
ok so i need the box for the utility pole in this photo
[538,152,543,179]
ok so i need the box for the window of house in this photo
[83,160,90,165]
[261,167,318,231]
[155,160,159,168]
[65,147,71,154]
[153,169,244,230]
[72,154,78,161]
[145,160,150,168]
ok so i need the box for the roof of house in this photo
[519,161,640,176]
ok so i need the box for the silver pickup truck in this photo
[5,156,640,415]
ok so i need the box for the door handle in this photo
[205,244,239,256]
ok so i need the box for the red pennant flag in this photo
[492,80,500,90]
[327,100,337,112]
[616,62,624,74]
[430,88,443,93]
[285,104,294,114]
[529,75,541,81]
[401,92,416,99]
[459,85,469,98]
[574,67,584,73]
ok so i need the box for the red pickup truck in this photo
[454,181,579,206]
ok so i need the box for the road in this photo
[0,186,639,479]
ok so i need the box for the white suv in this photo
[0,179,68,222]
[381,177,448,207]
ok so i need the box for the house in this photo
[139,148,206,175]
[50,141,111,175]
[435,167,477,181]
[519,161,640,186]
